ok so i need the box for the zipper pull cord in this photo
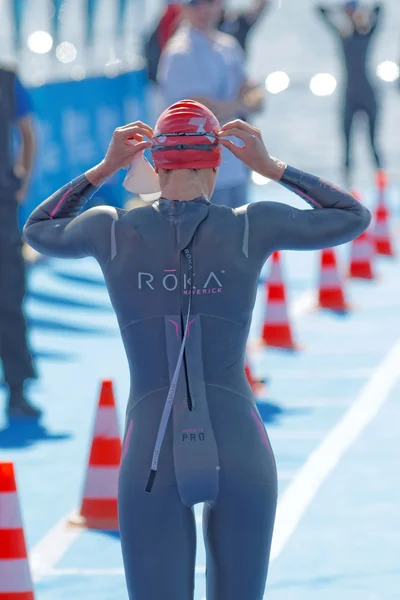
[145,246,194,493]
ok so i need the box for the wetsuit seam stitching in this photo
[196,312,247,327]
[121,315,164,331]
[131,386,171,405]
[206,383,252,402]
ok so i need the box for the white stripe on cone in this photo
[375,223,390,236]
[268,262,282,284]
[82,467,119,499]
[319,266,342,288]
[265,301,289,323]
[0,559,33,593]
[0,493,22,529]
[93,407,120,438]
[351,241,372,260]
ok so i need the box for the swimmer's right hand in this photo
[218,120,286,181]
[86,122,154,186]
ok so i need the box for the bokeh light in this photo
[56,42,77,64]
[310,73,337,96]
[265,71,290,94]
[252,172,272,186]
[376,61,399,82]
[27,31,53,54]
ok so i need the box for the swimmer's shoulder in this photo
[83,204,152,232]
[245,200,292,226]
[209,202,265,231]
[208,203,248,219]
[80,205,120,229]
[239,200,280,215]
[118,203,156,225]
[208,202,278,221]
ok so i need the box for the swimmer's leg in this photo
[203,392,277,600]
[118,403,197,600]
[119,467,196,599]
[342,98,356,186]
[365,96,383,169]
[203,474,277,600]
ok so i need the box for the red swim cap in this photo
[151,100,222,170]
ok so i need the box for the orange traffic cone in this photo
[0,462,34,599]
[245,355,267,397]
[261,252,297,350]
[348,190,375,280]
[69,380,121,531]
[376,169,388,191]
[373,189,394,256]
[318,248,349,311]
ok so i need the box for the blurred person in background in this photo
[143,3,184,155]
[144,0,270,82]
[0,64,40,419]
[218,0,271,54]
[316,1,386,188]
[144,2,183,84]
[157,0,265,208]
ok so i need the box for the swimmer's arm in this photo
[23,169,109,259]
[369,5,382,32]
[316,5,340,33]
[250,166,371,253]
[372,4,382,18]
[241,0,271,27]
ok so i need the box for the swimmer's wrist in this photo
[262,158,286,181]
[85,161,118,187]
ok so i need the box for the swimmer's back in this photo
[76,192,366,399]
[95,199,263,401]
[24,170,371,399]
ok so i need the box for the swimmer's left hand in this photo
[218,120,285,181]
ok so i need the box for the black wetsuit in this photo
[23,166,370,600]
[317,5,383,177]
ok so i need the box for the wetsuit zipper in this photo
[180,250,193,412]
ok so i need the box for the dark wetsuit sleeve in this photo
[23,174,112,260]
[249,165,371,256]
[369,5,382,33]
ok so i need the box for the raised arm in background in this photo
[241,0,271,27]
[316,4,341,34]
